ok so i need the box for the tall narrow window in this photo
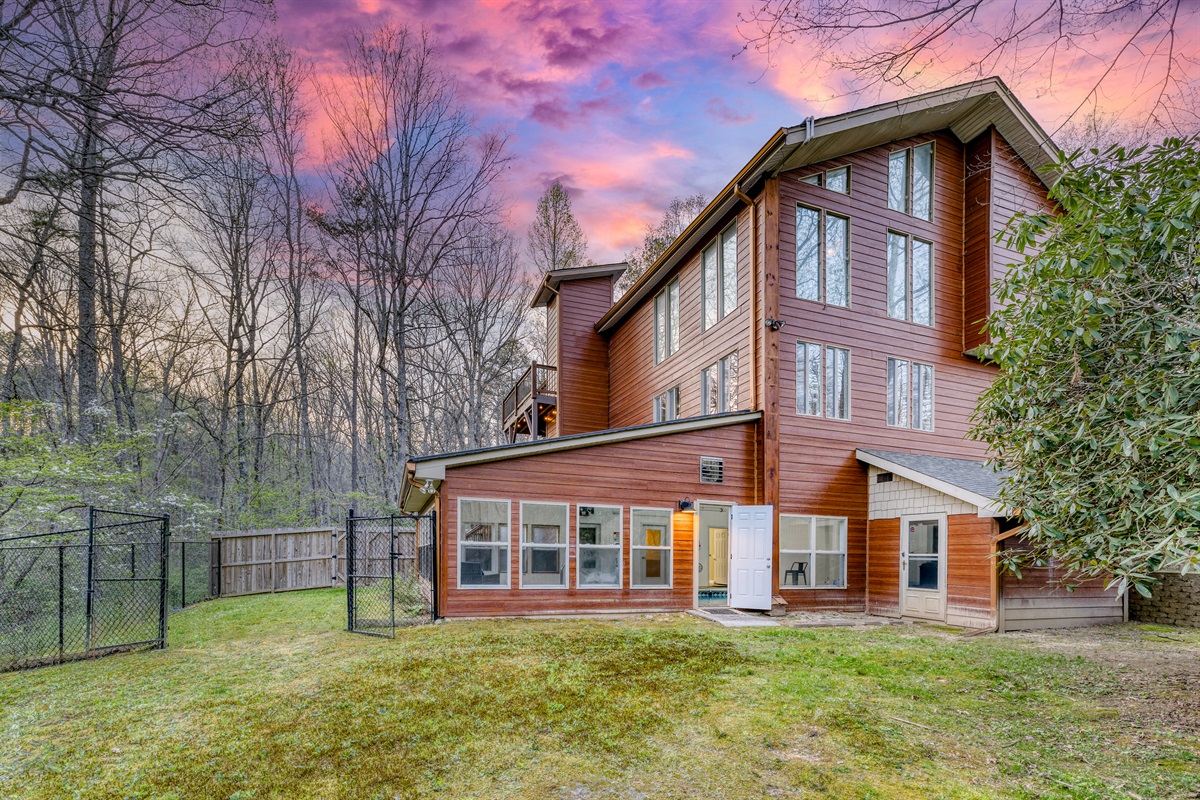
[912,238,932,326]
[796,341,822,416]
[795,206,820,302]
[631,508,672,588]
[703,224,739,329]
[825,346,850,420]
[912,143,933,221]
[654,278,680,363]
[702,245,718,329]
[795,205,850,307]
[721,224,738,317]
[887,358,934,430]
[653,386,680,423]
[458,498,510,588]
[702,352,738,415]
[796,341,849,420]
[890,143,934,220]
[887,232,907,320]
[887,357,910,428]
[888,232,933,326]
[577,505,621,588]
[913,363,935,431]
[520,502,568,588]
[888,150,908,213]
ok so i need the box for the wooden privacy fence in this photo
[212,527,346,597]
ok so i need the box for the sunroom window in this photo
[631,507,672,588]
[520,502,568,588]
[459,498,510,588]
[577,504,622,588]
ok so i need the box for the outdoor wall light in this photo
[765,318,786,331]
[421,479,435,494]
[678,497,694,512]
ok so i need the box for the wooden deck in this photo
[502,362,557,442]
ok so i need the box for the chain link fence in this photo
[0,508,174,672]
[346,512,436,637]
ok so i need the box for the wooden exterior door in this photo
[900,514,947,620]
[729,505,773,610]
[709,527,728,586]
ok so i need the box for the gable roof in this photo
[531,262,627,308]
[597,77,1057,335]
[856,449,1011,517]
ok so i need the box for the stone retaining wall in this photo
[1130,572,1200,628]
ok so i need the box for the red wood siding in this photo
[963,131,993,352]
[773,132,997,611]
[990,130,1054,287]
[608,207,755,427]
[999,534,1124,630]
[866,517,900,616]
[437,422,758,617]
[555,276,613,435]
[946,514,995,627]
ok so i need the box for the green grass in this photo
[0,590,1196,799]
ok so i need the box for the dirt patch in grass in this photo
[1006,624,1200,735]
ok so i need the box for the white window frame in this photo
[701,351,738,415]
[457,497,511,590]
[795,204,850,307]
[630,506,673,589]
[653,385,680,423]
[795,340,850,421]
[518,500,569,590]
[889,143,934,220]
[887,358,935,431]
[576,504,622,589]
[778,514,847,590]
[798,166,850,194]
[702,222,738,330]
[654,278,680,364]
[887,230,934,326]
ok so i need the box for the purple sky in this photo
[276,0,1197,263]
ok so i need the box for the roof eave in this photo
[855,449,1006,518]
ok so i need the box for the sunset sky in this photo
[277,0,1198,263]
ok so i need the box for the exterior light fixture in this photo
[421,479,435,494]
[678,497,694,512]
[765,318,786,331]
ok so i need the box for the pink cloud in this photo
[632,71,670,90]
[706,97,753,124]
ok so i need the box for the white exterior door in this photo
[728,505,773,610]
[900,514,947,621]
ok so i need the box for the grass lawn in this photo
[1,590,1197,799]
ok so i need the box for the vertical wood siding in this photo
[866,517,901,616]
[945,514,995,627]
[555,276,614,435]
[436,423,758,617]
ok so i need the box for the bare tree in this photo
[527,179,589,274]
[740,0,1199,133]
[618,193,706,296]
[322,24,508,500]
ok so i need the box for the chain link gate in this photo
[345,512,436,637]
[0,508,169,672]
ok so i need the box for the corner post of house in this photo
[762,176,782,594]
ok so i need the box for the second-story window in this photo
[796,205,849,307]
[654,278,680,363]
[796,341,850,420]
[888,142,934,220]
[653,386,680,423]
[887,357,935,431]
[887,232,933,325]
[702,223,738,329]
[701,352,738,415]
[800,165,850,194]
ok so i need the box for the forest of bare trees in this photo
[0,5,538,534]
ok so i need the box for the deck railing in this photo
[502,362,557,426]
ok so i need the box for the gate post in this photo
[158,515,169,649]
[180,540,187,609]
[389,516,397,633]
[429,510,438,622]
[346,509,355,632]
[58,544,65,659]
[84,506,95,651]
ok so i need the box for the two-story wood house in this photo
[401,78,1125,631]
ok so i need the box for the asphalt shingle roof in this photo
[858,449,1009,502]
